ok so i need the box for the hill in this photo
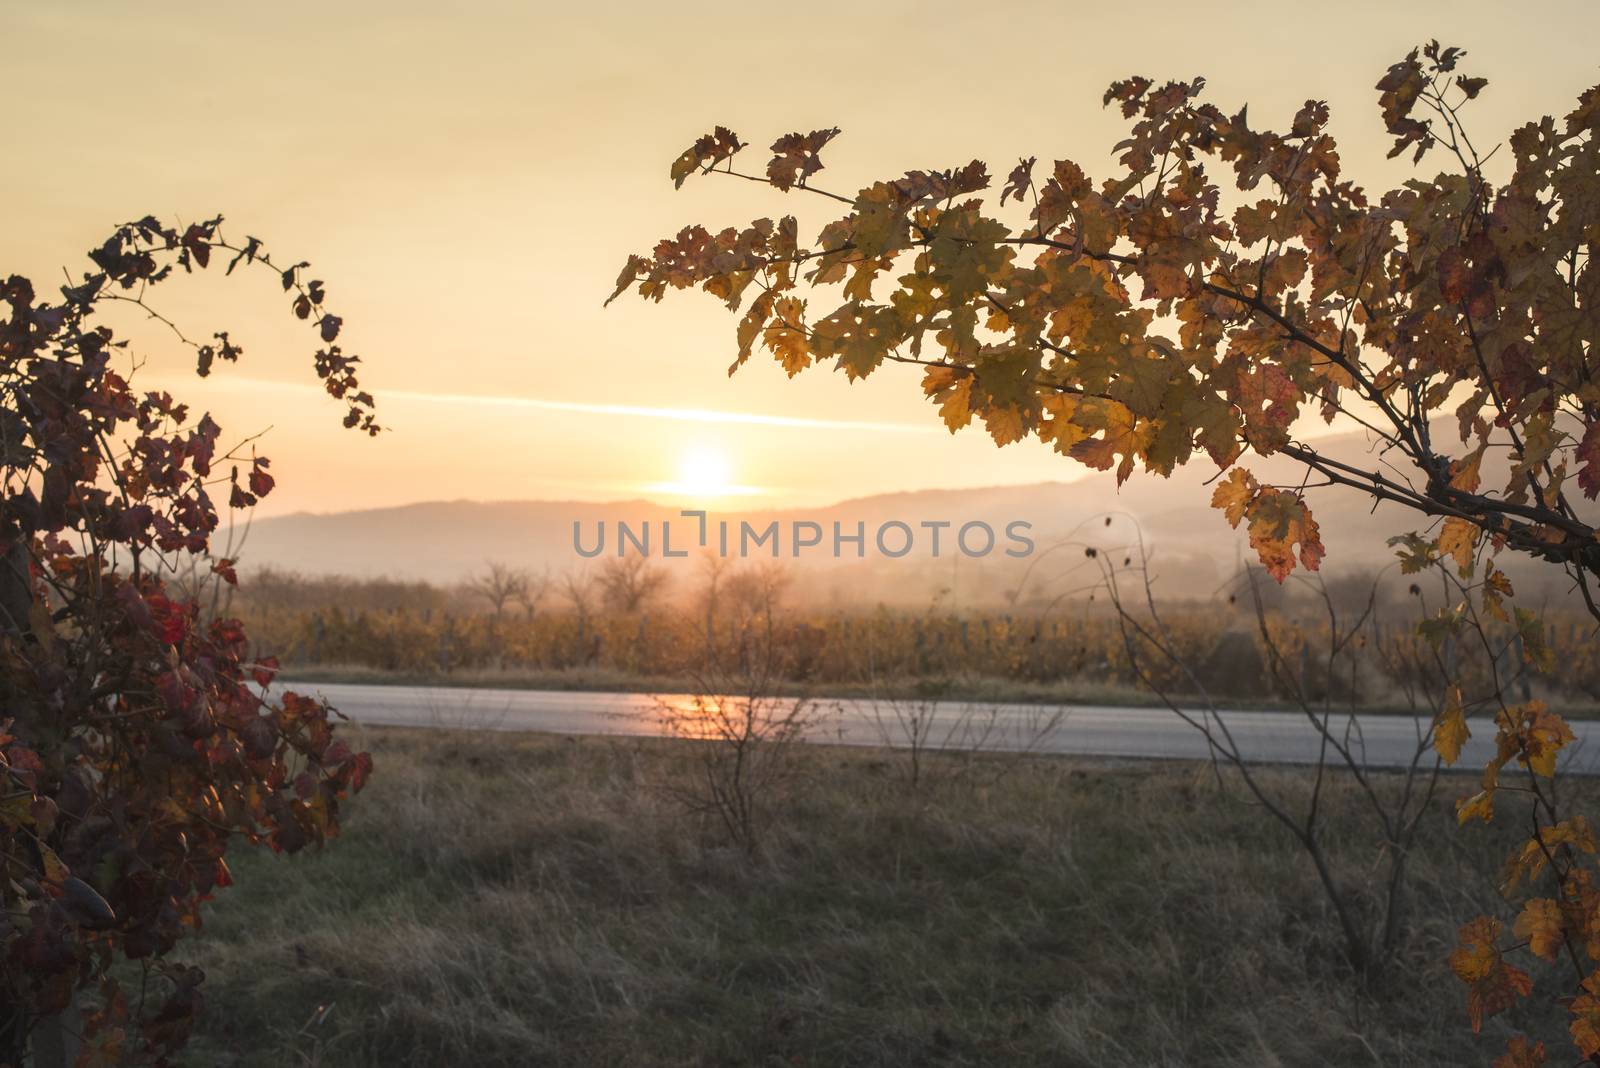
[236,423,1591,608]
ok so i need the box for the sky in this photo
[5,0,1598,516]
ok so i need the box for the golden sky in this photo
[6,1,1597,515]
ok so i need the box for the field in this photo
[176,726,1562,1067]
[199,567,1600,715]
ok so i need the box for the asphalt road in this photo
[278,680,1600,774]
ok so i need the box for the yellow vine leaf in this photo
[1434,686,1469,765]
[1504,818,1597,894]
[1244,488,1326,581]
[1210,467,1258,528]
[763,296,812,377]
[1492,1036,1546,1068]
[1450,916,1532,1033]
[1450,916,1503,983]
[1439,516,1479,577]
[1516,701,1575,778]
[1512,897,1564,961]
[1457,789,1494,825]
[1573,975,1600,1058]
[921,366,974,432]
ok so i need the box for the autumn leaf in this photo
[1492,1036,1545,1068]
[1567,84,1600,136]
[1244,488,1325,581]
[1037,392,1088,455]
[1068,401,1147,484]
[1457,789,1494,825]
[762,296,811,376]
[671,127,743,189]
[1450,916,1533,1033]
[766,128,841,192]
[1504,818,1596,892]
[249,460,274,498]
[1578,420,1600,499]
[1376,50,1432,159]
[1498,701,1576,778]
[1482,565,1514,621]
[1439,517,1479,577]
[981,404,1029,446]
[1450,918,1501,984]
[1434,686,1469,765]
[922,365,975,432]
[606,254,649,307]
[1450,444,1486,494]
[1574,975,1600,1058]
[1210,467,1258,528]
[1513,898,1564,961]
[1000,157,1036,206]
[180,223,211,269]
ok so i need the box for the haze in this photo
[6,1,1597,516]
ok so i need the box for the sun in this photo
[676,445,734,498]
[643,443,763,500]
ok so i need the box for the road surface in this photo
[278,681,1600,774]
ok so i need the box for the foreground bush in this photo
[0,219,373,1064]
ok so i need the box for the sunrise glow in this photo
[644,444,764,500]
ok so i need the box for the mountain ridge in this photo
[234,419,1594,607]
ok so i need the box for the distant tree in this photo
[696,551,734,647]
[239,564,303,624]
[516,566,551,621]
[0,216,375,1064]
[559,566,597,622]
[556,566,604,666]
[597,554,669,614]
[726,559,790,630]
[468,561,531,619]
[613,41,1600,1058]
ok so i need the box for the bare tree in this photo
[560,566,597,617]
[864,694,1064,794]
[1095,537,1513,976]
[652,623,829,856]
[697,551,734,650]
[725,559,790,631]
[468,561,530,619]
[515,566,551,621]
[558,566,599,664]
[597,555,668,614]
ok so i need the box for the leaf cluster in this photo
[614,41,1600,603]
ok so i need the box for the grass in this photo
[179,726,1567,1067]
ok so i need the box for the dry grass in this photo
[178,727,1566,1067]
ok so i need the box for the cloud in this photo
[152,374,940,435]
